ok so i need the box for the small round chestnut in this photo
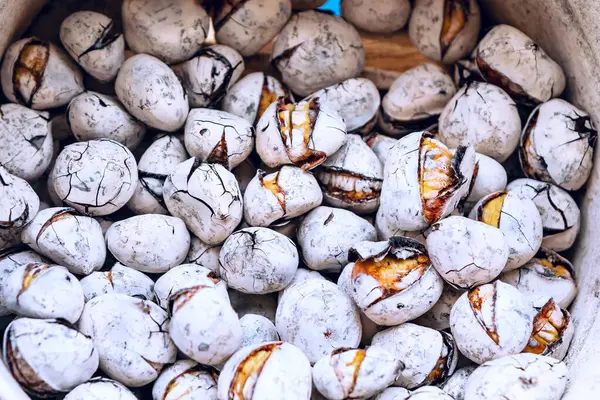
[65,378,137,400]
[239,314,280,347]
[523,298,574,361]
[186,235,221,275]
[152,360,218,400]
[80,262,155,302]
[364,133,398,166]
[342,0,411,33]
[0,167,40,248]
[414,284,464,330]
[440,365,476,400]
[154,264,226,309]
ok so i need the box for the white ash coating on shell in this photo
[115,54,189,131]
[106,214,190,273]
[52,139,138,216]
[0,167,40,248]
[342,0,411,33]
[212,0,292,57]
[244,165,323,227]
[228,289,278,323]
[59,11,125,82]
[372,323,458,389]
[185,235,221,275]
[2,263,84,323]
[449,281,534,364]
[163,159,243,245]
[414,284,464,330]
[519,98,596,191]
[440,365,476,400]
[507,178,580,251]
[272,10,365,96]
[80,262,155,302]
[153,263,228,310]
[364,133,398,165]
[313,346,402,400]
[0,104,53,182]
[427,216,508,289]
[169,285,242,366]
[239,314,280,348]
[409,0,481,64]
[121,0,210,64]
[127,135,188,216]
[297,206,377,272]
[256,99,347,170]
[152,360,217,400]
[220,227,299,294]
[373,387,411,400]
[376,131,475,234]
[279,267,326,301]
[66,91,146,149]
[20,207,106,276]
[304,78,381,133]
[378,63,456,136]
[65,377,137,400]
[217,341,313,399]
[463,353,568,400]
[476,24,566,104]
[348,238,444,326]
[469,190,543,270]
[464,152,508,204]
[3,318,99,396]
[276,279,362,363]
[184,108,254,170]
[222,72,293,124]
[0,37,84,110]
[316,134,383,214]
[78,293,177,387]
[408,386,455,399]
[173,44,244,108]
[499,248,577,309]
[0,246,48,316]
[439,82,521,162]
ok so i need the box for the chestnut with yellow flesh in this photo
[162,366,215,400]
[352,254,429,306]
[17,263,50,300]
[260,172,286,213]
[171,285,211,314]
[320,170,381,203]
[257,78,282,123]
[524,299,568,355]
[13,40,49,106]
[534,257,572,279]
[479,193,507,228]
[229,342,281,400]
[468,284,500,344]
[426,349,450,384]
[330,348,367,397]
[420,137,456,222]
[440,0,468,57]
[35,210,74,244]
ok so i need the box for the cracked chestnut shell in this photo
[364,133,398,165]
[80,262,155,302]
[507,178,580,251]
[122,0,210,64]
[519,98,596,191]
[127,135,188,216]
[210,0,292,57]
[439,81,521,162]
[0,104,53,182]
[3,318,99,396]
[348,238,444,326]
[271,10,365,96]
[469,190,543,271]
[59,11,125,82]
[186,235,222,275]
[427,216,508,289]
[342,0,411,33]
[463,353,568,400]
[154,264,227,309]
[409,0,481,64]
[463,152,508,206]
[51,139,138,216]
[163,158,243,245]
[217,341,312,400]
[316,134,383,214]
[239,314,280,348]
[172,44,244,108]
[67,91,146,149]
[499,248,577,309]
[222,72,294,125]
[0,167,40,249]
[152,360,218,400]
[372,323,458,389]
[220,227,299,294]
[313,346,402,399]
[78,293,177,387]
[415,284,464,330]
[523,298,574,361]
[378,63,456,137]
[276,279,362,363]
[20,207,106,276]
[440,365,476,400]
[0,37,84,110]
[184,108,254,170]
[257,97,347,170]
[376,131,476,235]
[449,281,534,364]
[65,378,137,400]
[476,25,566,104]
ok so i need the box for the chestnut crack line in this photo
[501,210,535,250]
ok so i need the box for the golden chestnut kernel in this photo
[524,299,568,355]
[419,136,457,223]
[260,171,286,213]
[230,342,282,400]
[479,192,507,228]
[440,0,469,58]
[468,283,500,344]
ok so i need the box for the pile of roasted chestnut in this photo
[0,0,592,399]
